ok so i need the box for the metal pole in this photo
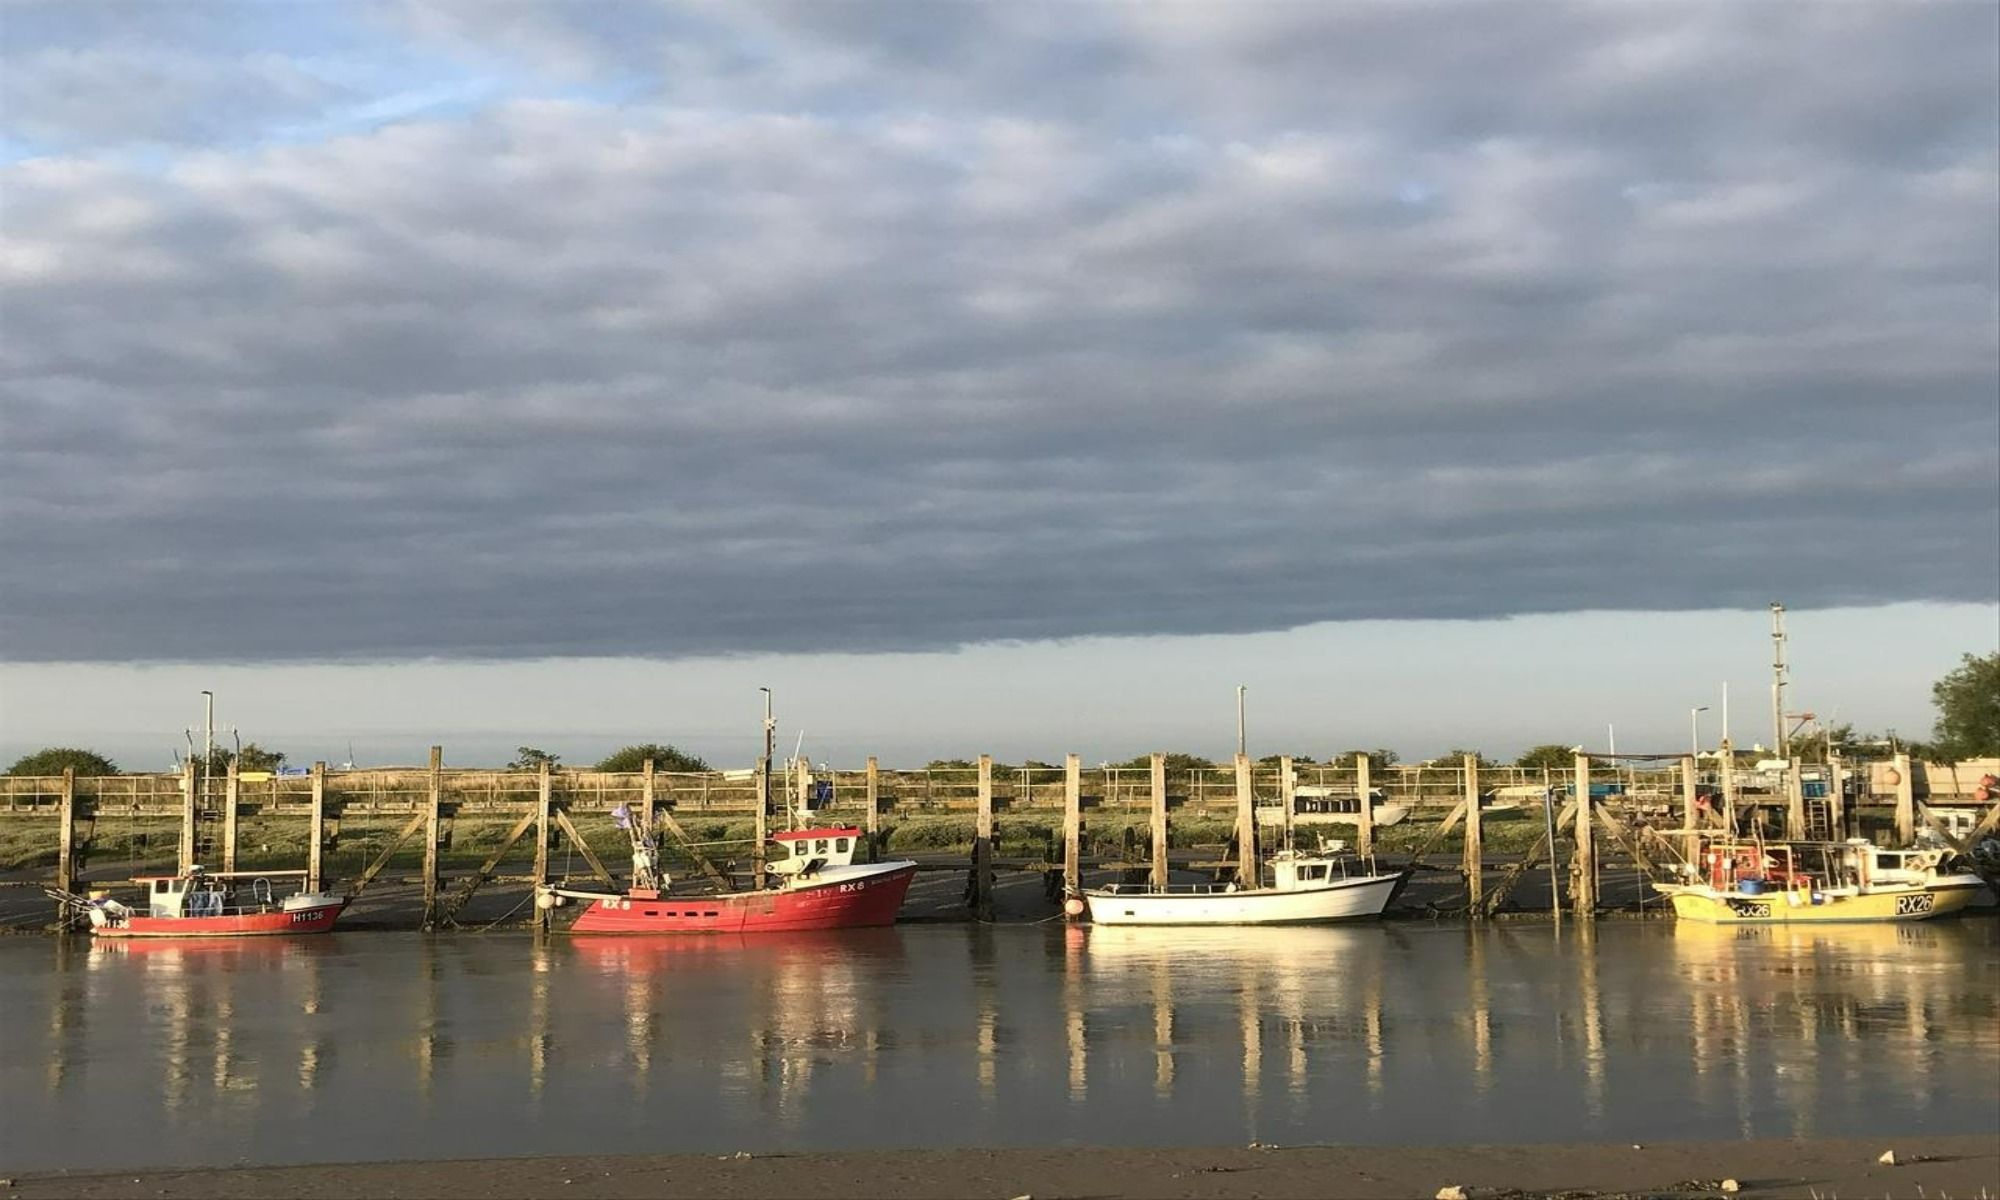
[202,690,215,817]
[1770,601,1788,759]
[1690,706,1709,759]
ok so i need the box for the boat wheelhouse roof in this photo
[770,827,861,842]
[132,868,309,882]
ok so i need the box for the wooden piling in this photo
[1354,752,1373,860]
[1572,754,1596,916]
[1461,753,1483,914]
[1064,754,1083,901]
[1277,755,1295,853]
[221,758,241,873]
[866,756,880,863]
[1784,757,1806,840]
[1679,755,1698,849]
[422,746,443,928]
[1719,739,1738,834]
[974,754,995,921]
[308,762,326,894]
[1893,751,1915,845]
[1827,750,1846,840]
[752,762,768,890]
[1151,753,1170,888]
[1233,754,1255,885]
[534,760,553,930]
[57,767,77,895]
[179,759,197,874]
[640,758,656,830]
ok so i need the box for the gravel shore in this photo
[10,1134,1997,1199]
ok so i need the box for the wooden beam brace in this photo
[553,809,616,886]
[1403,799,1469,868]
[652,807,732,891]
[347,810,429,899]
[1915,803,1969,856]
[440,807,539,923]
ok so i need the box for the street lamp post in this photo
[1236,685,1246,759]
[1690,706,1710,759]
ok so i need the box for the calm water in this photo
[2,920,1996,1172]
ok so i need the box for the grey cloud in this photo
[1,4,1995,663]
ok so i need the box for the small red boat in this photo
[544,810,918,935]
[58,867,348,939]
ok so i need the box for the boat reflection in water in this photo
[8,920,1997,1174]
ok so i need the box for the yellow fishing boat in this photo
[1653,837,1986,924]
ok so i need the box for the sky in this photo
[2,3,1996,769]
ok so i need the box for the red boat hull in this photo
[567,864,918,934]
[93,900,347,939]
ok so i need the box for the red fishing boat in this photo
[50,867,347,938]
[542,807,918,935]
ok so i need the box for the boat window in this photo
[836,838,850,853]
[815,839,829,854]
[154,880,168,894]
[1875,854,1900,871]
[1300,865,1327,881]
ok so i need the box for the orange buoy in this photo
[1063,897,1086,918]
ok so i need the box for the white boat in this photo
[1257,787,1411,828]
[1082,840,1406,926]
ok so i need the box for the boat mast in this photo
[1770,601,1789,760]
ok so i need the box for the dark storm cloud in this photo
[1,3,1995,662]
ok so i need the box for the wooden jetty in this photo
[5,749,1996,931]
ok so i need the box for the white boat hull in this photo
[1084,872,1402,926]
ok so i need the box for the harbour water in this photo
[2,919,1996,1173]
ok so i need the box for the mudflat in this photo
[10,1135,1997,1199]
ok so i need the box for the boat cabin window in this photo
[1299,865,1328,881]
[154,880,170,895]
[1875,854,1900,871]
[836,837,850,853]
[815,839,829,855]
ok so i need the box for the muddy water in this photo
[2,919,1995,1172]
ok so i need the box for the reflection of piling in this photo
[1150,753,1169,888]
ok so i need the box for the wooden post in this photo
[308,762,326,894]
[1234,754,1255,885]
[1063,754,1083,901]
[1150,753,1170,888]
[795,757,810,827]
[57,767,77,895]
[866,756,880,862]
[422,746,443,928]
[1679,755,1698,848]
[179,759,197,873]
[974,754,995,921]
[1826,750,1846,840]
[1354,752,1374,860]
[1720,739,1738,835]
[1462,754,1483,914]
[752,763,768,890]
[1784,757,1806,840]
[1278,755,1295,853]
[640,758,656,831]
[1893,752,1915,845]
[221,758,241,873]
[534,760,553,930]
[1573,754,1596,916]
